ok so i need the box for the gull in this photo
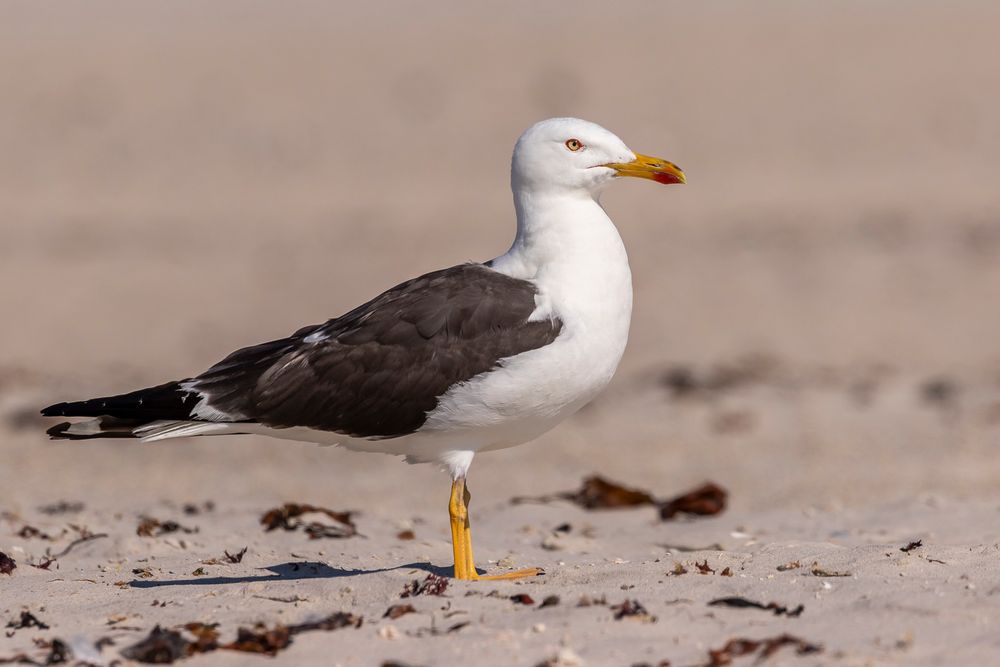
[42,117,685,580]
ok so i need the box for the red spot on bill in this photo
[652,170,684,185]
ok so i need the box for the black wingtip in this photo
[45,420,139,440]
[40,403,67,417]
[46,422,73,439]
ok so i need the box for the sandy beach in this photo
[2,2,1000,665]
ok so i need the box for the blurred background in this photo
[2,1,999,514]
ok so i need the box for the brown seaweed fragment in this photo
[136,517,197,537]
[401,574,448,598]
[37,501,84,516]
[5,612,50,631]
[659,483,727,520]
[0,552,15,575]
[611,599,656,622]
[512,475,655,509]
[121,613,361,662]
[695,560,716,575]
[708,597,804,617]
[703,634,821,666]
[120,626,192,663]
[259,503,356,539]
[383,604,416,620]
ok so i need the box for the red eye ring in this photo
[565,138,583,152]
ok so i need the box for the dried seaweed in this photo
[224,625,291,655]
[225,547,247,563]
[400,574,448,598]
[703,634,821,666]
[37,501,83,516]
[6,612,50,631]
[289,612,362,634]
[810,563,851,577]
[510,593,535,605]
[0,552,15,575]
[45,527,107,562]
[396,529,416,540]
[121,614,361,663]
[181,501,215,516]
[708,597,804,617]
[136,517,197,538]
[120,626,191,663]
[199,547,248,566]
[538,595,560,608]
[383,604,416,620]
[512,476,654,509]
[901,540,922,553]
[259,503,356,539]
[695,560,716,574]
[5,638,70,666]
[513,476,728,523]
[15,526,58,541]
[659,483,727,520]
[611,599,656,622]
[224,614,363,655]
[562,476,657,509]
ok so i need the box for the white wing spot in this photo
[304,330,328,344]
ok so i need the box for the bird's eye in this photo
[565,138,584,152]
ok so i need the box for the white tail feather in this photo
[135,420,234,442]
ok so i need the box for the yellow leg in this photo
[449,479,475,579]
[448,478,543,581]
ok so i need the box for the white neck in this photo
[491,187,633,342]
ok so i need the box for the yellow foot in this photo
[448,478,545,581]
[471,567,544,581]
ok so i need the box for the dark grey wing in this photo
[190,263,562,438]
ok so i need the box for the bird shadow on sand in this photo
[129,560,451,588]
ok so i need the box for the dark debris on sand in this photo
[512,475,728,521]
[611,599,656,622]
[6,611,50,631]
[709,597,804,617]
[383,604,416,620]
[0,638,72,666]
[0,551,15,575]
[260,503,357,539]
[122,613,362,663]
[702,634,821,666]
[400,574,448,598]
[136,517,198,538]
[659,483,727,520]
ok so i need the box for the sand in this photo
[2,2,1000,665]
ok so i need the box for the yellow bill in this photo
[604,153,686,185]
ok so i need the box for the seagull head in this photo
[511,117,685,196]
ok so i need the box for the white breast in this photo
[418,193,633,452]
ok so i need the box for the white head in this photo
[511,117,685,197]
